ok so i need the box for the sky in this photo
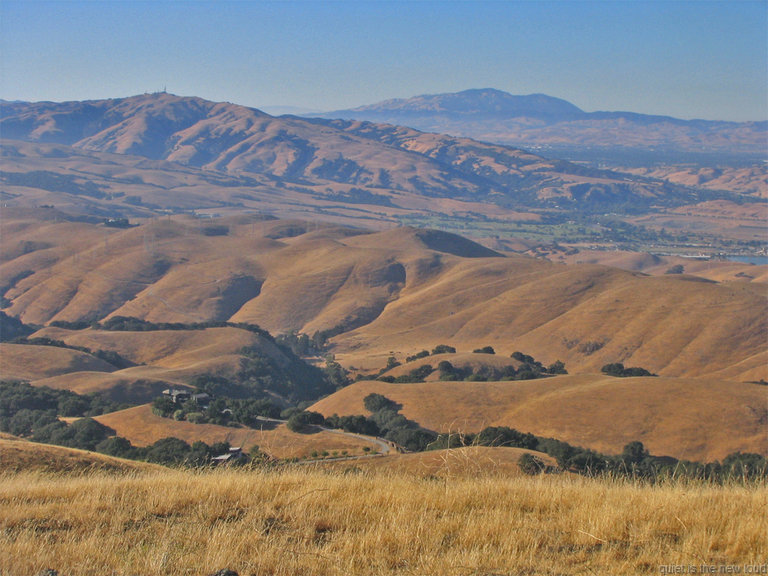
[1,1,766,122]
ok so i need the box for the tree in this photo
[146,437,191,465]
[96,436,135,458]
[601,363,655,377]
[621,441,649,465]
[601,363,626,377]
[473,346,495,355]
[547,360,567,375]
[431,344,456,355]
[363,393,399,413]
[152,396,176,417]
[286,411,323,433]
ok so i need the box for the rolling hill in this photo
[93,405,378,459]
[310,375,768,462]
[0,433,162,474]
[2,210,766,382]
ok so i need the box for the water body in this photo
[727,256,768,265]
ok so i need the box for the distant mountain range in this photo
[2,92,730,220]
[316,88,768,163]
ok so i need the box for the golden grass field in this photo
[0,465,765,576]
[323,445,558,478]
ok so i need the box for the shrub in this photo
[473,346,495,355]
[518,453,547,475]
[405,350,430,363]
[431,344,456,355]
[186,412,206,424]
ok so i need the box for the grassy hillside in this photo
[310,375,768,462]
[324,445,558,478]
[94,405,379,459]
[0,434,161,474]
[0,343,116,381]
[3,211,765,381]
[29,372,177,404]
[1,467,764,575]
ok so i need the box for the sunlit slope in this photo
[325,446,558,478]
[334,254,768,380]
[32,325,259,368]
[0,343,116,381]
[94,405,377,459]
[310,375,768,462]
[2,210,766,379]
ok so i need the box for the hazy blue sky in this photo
[2,1,766,121]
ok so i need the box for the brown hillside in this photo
[30,372,178,404]
[94,405,379,459]
[2,212,766,380]
[2,93,706,218]
[0,343,115,381]
[0,435,161,474]
[325,446,558,478]
[33,325,259,368]
[310,376,768,462]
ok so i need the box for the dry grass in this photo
[0,435,160,474]
[0,466,765,575]
[324,446,558,478]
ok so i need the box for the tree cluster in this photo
[601,363,656,378]
[324,393,437,452]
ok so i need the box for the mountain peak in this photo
[333,88,585,121]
